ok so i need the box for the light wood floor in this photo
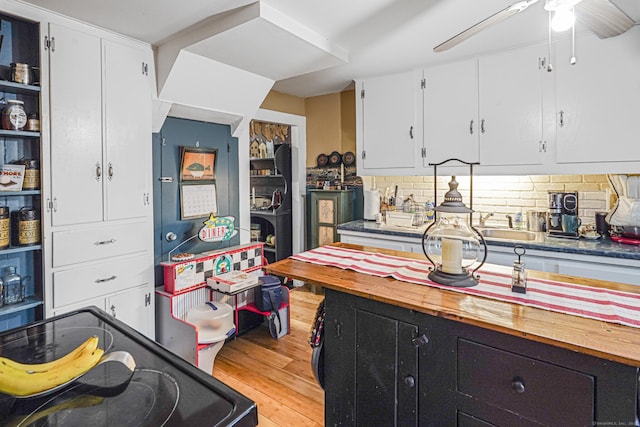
[214,285,325,426]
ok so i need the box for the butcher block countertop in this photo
[265,243,640,367]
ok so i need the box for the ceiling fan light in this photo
[551,6,575,32]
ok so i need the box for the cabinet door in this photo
[324,290,419,426]
[423,59,479,165]
[103,39,151,221]
[556,28,640,163]
[479,45,545,166]
[108,285,153,338]
[358,70,419,171]
[49,24,103,226]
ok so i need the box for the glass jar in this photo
[2,100,27,130]
[11,159,39,190]
[0,206,9,250]
[3,266,24,305]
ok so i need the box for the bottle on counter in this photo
[514,208,523,230]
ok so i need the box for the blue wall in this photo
[152,117,240,286]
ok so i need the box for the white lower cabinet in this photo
[338,229,640,287]
[52,284,153,338]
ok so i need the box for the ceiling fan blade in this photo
[434,0,541,52]
[575,0,635,39]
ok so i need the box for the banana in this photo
[0,335,99,374]
[0,336,104,397]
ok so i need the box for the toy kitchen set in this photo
[155,216,290,373]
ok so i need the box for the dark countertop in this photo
[337,219,640,261]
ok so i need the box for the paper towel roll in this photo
[364,189,380,220]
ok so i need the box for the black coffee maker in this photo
[547,191,579,239]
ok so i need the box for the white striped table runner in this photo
[291,245,640,328]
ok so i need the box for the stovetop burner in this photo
[9,369,179,426]
[0,308,257,426]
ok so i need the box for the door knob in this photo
[166,232,177,242]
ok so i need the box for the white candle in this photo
[441,238,463,274]
[252,187,256,206]
[340,163,345,183]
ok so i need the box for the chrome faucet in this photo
[478,212,494,227]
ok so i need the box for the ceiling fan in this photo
[434,0,636,53]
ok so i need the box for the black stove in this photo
[0,307,257,426]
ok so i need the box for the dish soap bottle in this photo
[514,208,523,230]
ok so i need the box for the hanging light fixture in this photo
[421,160,487,288]
[545,0,582,32]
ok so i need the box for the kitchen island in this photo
[266,243,639,426]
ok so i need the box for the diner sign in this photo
[198,214,237,242]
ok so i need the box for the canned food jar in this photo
[11,207,40,246]
[2,100,27,130]
[10,63,32,85]
[11,159,39,190]
[26,114,40,131]
[0,207,9,250]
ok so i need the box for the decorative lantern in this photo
[422,160,487,287]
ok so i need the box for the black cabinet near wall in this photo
[250,143,291,264]
[324,289,638,426]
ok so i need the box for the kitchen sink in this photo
[479,228,537,241]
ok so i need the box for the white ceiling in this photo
[20,0,640,98]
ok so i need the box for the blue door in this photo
[153,117,239,286]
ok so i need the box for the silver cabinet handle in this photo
[559,110,565,127]
[108,162,114,181]
[481,119,486,134]
[110,304,116,317]
[96,163,102,181]
[94,239,116,246]
[95,275,117,283]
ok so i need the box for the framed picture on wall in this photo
[180,183,218,219]
[180,146,217,181]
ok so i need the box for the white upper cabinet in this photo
[555,28,640,164]
[48,24,152,226]
[356,70,421,174]
[423,59,479,165]
[478,44,548,166]
[103,39,152,221]
[48,23,103,226]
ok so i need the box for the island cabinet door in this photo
[449,321,639,426]
[324,289,450,426]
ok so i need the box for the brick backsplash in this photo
[370,175,611,227]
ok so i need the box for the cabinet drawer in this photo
[457,338,594,426]
[53,254,149,308]
[52,222,148,267]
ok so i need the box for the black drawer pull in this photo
[411,334,429,348]
[404,375,415,388]
[512,377,525,394]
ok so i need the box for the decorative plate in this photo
[317,153,328,167]
[343,151,355,166]
[328,151,342,166]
